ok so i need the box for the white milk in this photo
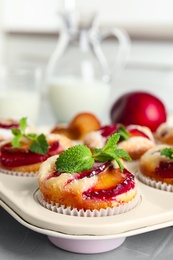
[0,90,40,123]
[48,76,111,122]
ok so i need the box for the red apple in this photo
[110,91,167,132]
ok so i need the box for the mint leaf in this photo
[11,117,49,155]
[55,133,132,173]
[92,148,113,162]
[92,134,120,161]
[12,128,21,136]
[20,117,27,134]
[114,149,132,171]
[56,145,94,173]
[11,135,22,148]
[114,149,132,162]
[117,125,130,141]
[30,134,48,155]
[113,154,124,171]
[104,132,120,150]
[11,128,22,147]
[93,140,131,164]
[160,148,173,159]
[27,133,37,140]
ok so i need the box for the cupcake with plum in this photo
[155,122,173,145]
[0,117,36,142]
[0,117,72,176]
[37,133,140,217]
[84,123,155,160]
[138,144,173,192]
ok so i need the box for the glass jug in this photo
[46,10,131,123]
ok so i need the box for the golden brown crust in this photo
[118,136,155,160]
[47,133,73,150]
[38,156,137,210]
[139,144,173,185]
[7,162,41,173]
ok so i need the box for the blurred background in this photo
[0,0,173,124]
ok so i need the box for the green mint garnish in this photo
[29,133,49,155]
[20,117,28,134]
[117,125,130,141]
[11,117,48,155]
[11,129,23,147]
[55,133,132,173]
[55,145,94,173]
[160,148,173,159]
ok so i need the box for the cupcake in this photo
[155,123,173,145]
[138,144,173,191]
[84,124,155,160]
[37,133,140,216]
[0,117,72,176]
[0,118,19,142]
[0,117,35,142]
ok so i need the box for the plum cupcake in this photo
[37,133,140,217]
[0,118,19,142]
[0,117,36,142]
[155,123,173,145]
[138,144,173,192]
[84,123,155,160]
[0,117,72,176]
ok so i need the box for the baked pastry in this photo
[139,144,173,189]
[155,123,173,145]
[0,118,19,141]
[84,124,155,160]
[0,118,72,176]
[0,133,72,176]
[38,133,139,215]
[51,112,101,140]
[0,118,36,142]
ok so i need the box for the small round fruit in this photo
[110,91,167,132]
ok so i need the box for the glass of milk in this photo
[0,67,42,123]
[48,76,111,123]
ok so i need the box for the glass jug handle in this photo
[91,28,131,84]
[46,31,69,82]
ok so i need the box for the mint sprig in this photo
[160,148,173,159]
[11,117,48,155]
[55,133,132,173]
[117,125,130,141]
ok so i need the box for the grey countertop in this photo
[1,206,173,260]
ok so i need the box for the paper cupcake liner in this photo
[36,190,141,217]
[0,167,37,177]
[137,171,173,192]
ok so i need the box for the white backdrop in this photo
[1,0,173,38]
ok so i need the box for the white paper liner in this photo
[137,171,173,192]
[0,167,37,177]
[36,190,141,217]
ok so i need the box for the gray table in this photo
[1,206,173,260]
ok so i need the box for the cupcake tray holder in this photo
[1,161,173,254]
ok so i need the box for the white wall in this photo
[2,0,173,38]
[0,0,5,64]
